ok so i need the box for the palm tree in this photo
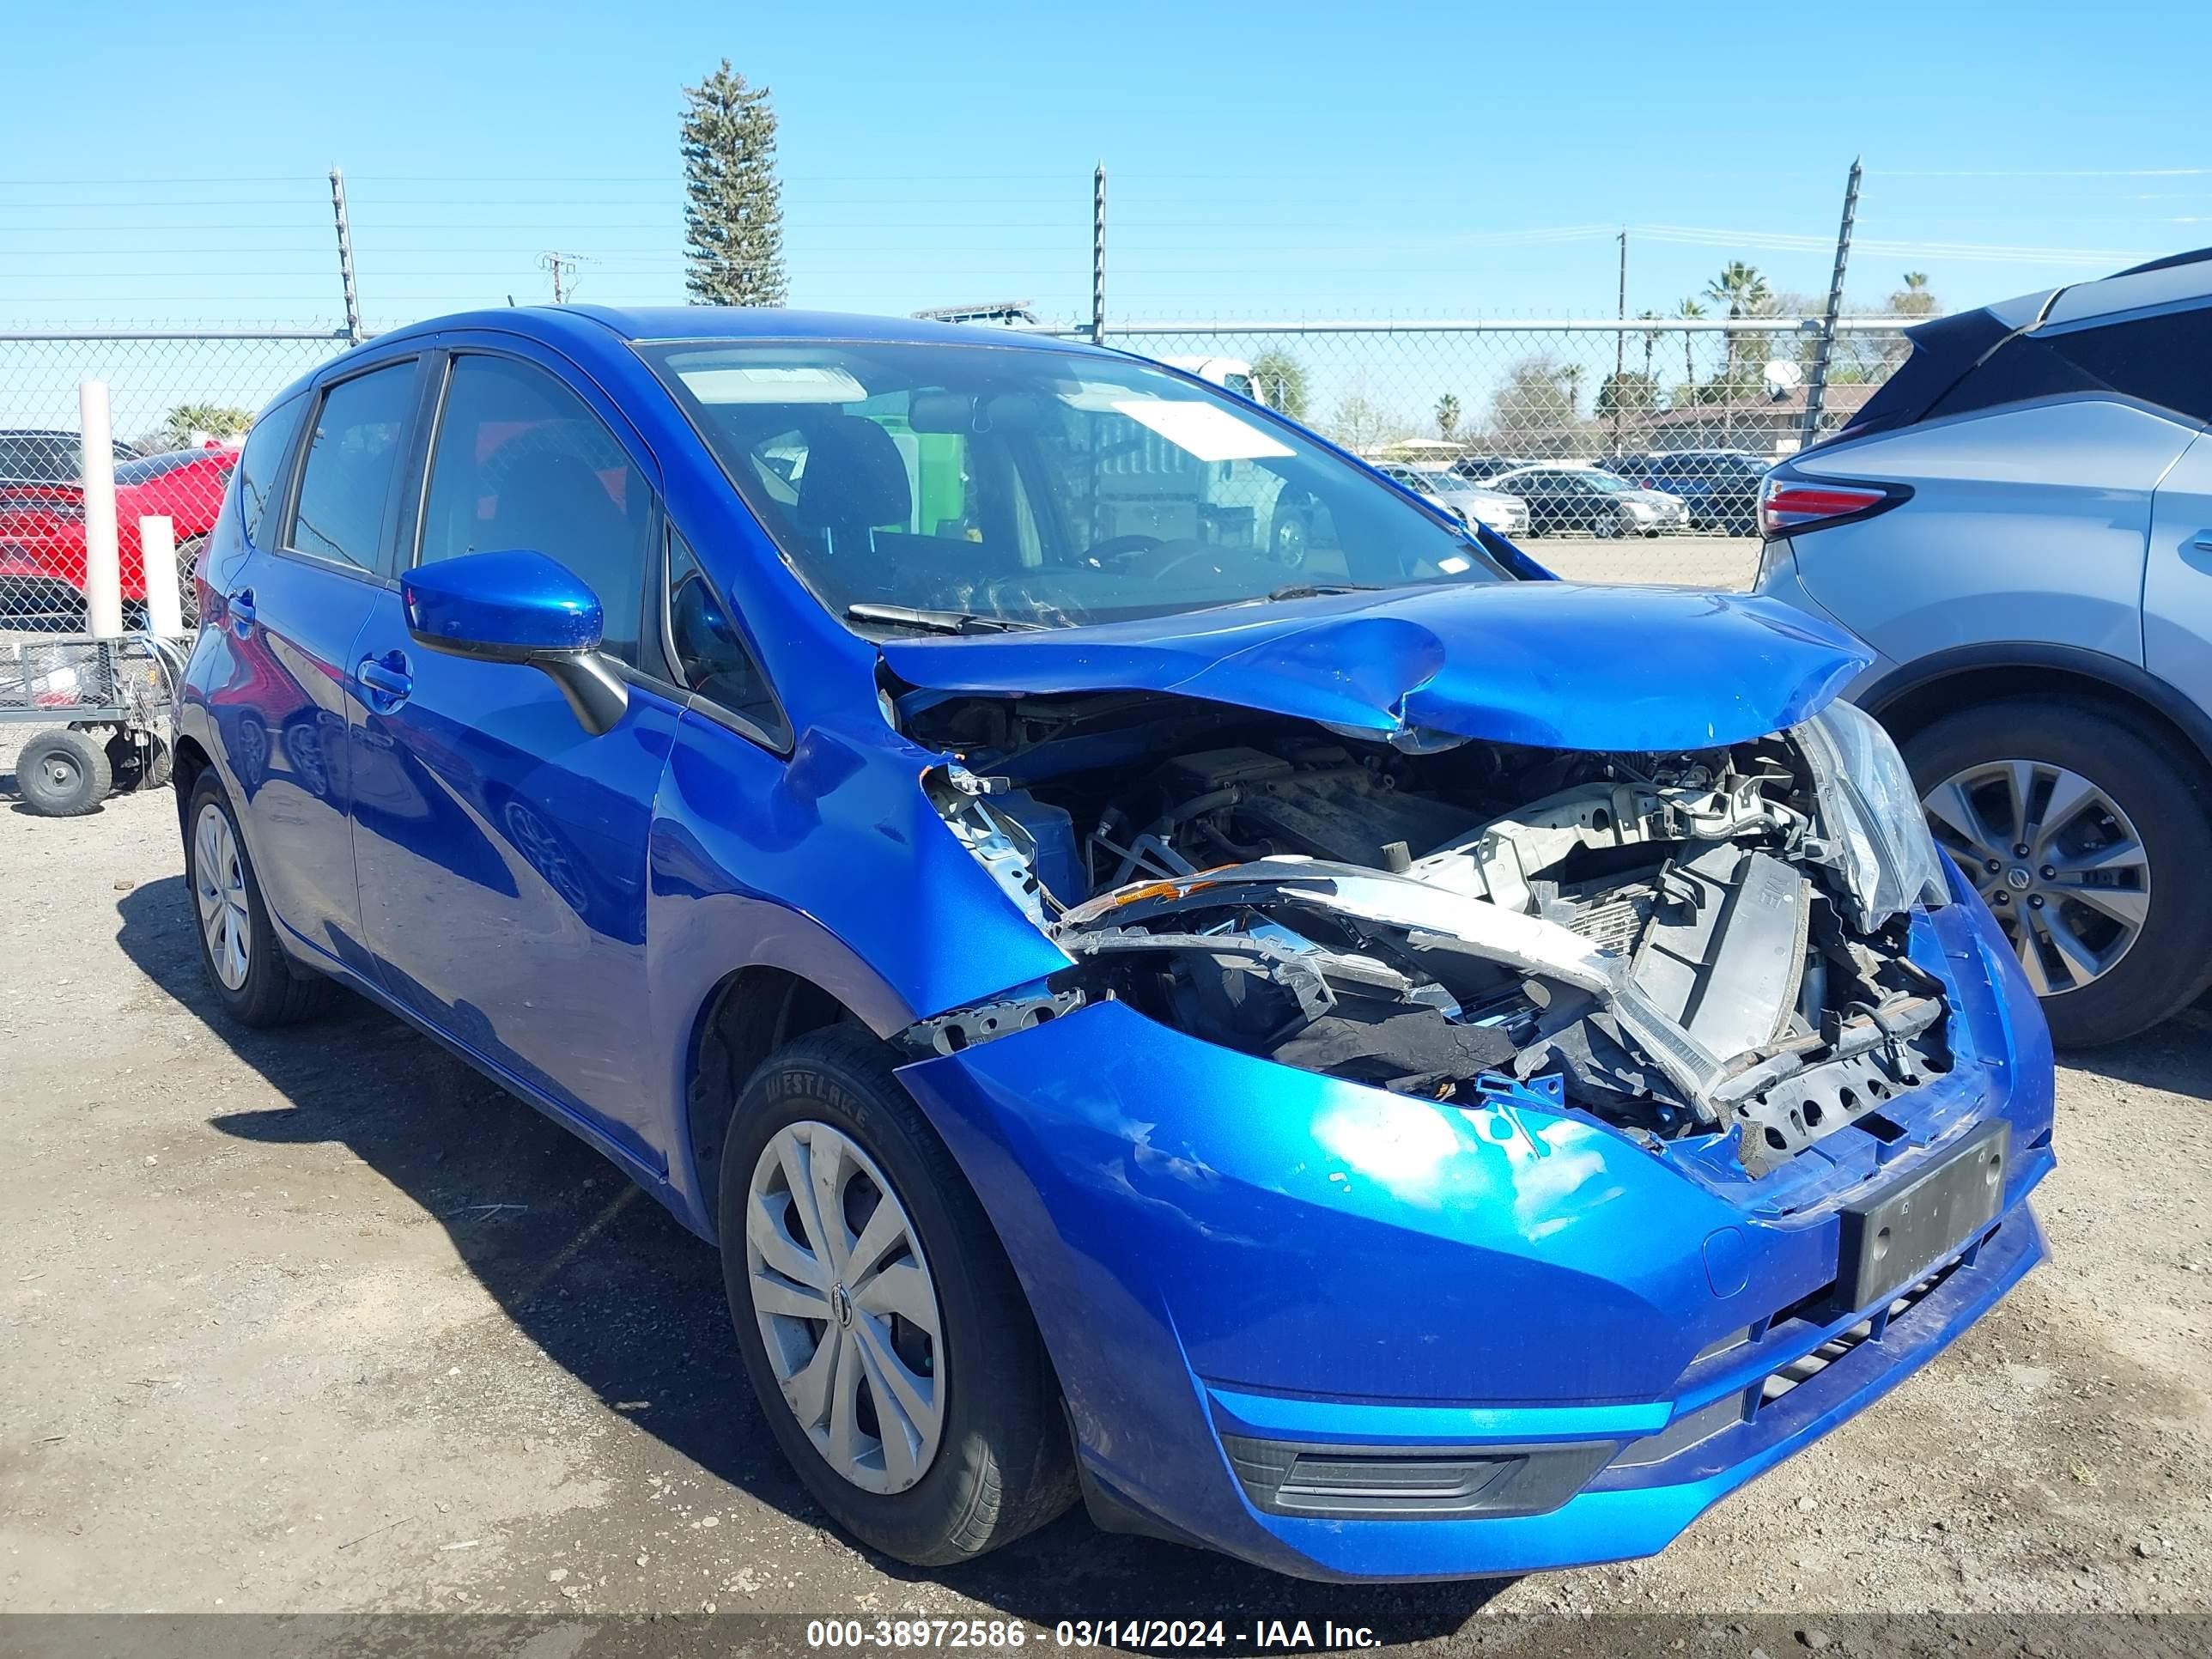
[1435,392,1462,441]
[1636,309,1664,390]
[1705,263,1774,389]
[1705,261,1773,319]
[1675,298,1706,393]
[1888,270,1937,318]
[160,403,252,450]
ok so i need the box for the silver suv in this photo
[1755,247,2212,1045]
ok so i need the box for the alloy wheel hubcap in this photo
[1921,759,2148,998]
[191,803,252,992]
[745,1121,944,1494]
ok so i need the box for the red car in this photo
[0,443,238,625]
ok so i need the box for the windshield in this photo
[641,340,1506,630]
[1583,471,1638,494]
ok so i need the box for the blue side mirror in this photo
[403,549,627,735]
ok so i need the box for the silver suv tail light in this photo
[1758,470,1913,540]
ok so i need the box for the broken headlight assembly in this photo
[1794,697,1950,931]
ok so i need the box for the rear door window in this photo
[1929,307,2212,427]
[236,393,310,546]
[2044,309,2212,425]
[289,362,419,572]
[0,434,80,483]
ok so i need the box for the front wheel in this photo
[1904,697,2212,1046]
[720,1028,1074,1565]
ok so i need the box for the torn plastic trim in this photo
[1407,770,1810,912]
[908,985,1087,1056]
[1058,859,1732,1118]
[1714,992,1948,1176]
[923,762,1054,926]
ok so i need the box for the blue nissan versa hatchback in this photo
[174,307,2052,1582]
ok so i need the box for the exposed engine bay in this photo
[905,689,1954,1176]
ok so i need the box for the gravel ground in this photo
[1522,532,1762,591]
[3,541,2209,1650]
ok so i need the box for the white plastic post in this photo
[79,380,124,639]
[140,514,183,637]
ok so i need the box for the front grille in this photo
[1604,1229,1992,1485]
[1759,1253,1962,1405]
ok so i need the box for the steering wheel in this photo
[1142,544,1224,584]
[1083,533,1164,566]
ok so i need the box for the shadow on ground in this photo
[2057,1006,2212,1101]
[114,872,1508,1631]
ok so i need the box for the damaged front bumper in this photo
[892,858,2053,1581]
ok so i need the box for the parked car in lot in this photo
[1756,247,2212,1046]
[0,428,137,484]
[1371,460,1529,535]
[0,443,237,625]
[1486,463,1689,537]
[174,307,2051,1583]
[1447,453,1526,483]
[1607,449,1767,536]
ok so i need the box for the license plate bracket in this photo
[1833,1121,2009,1313]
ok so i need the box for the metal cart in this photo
[3,633,187,817]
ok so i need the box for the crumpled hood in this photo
[881,581,1871,750]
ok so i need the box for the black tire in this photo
[104,729,173,793]
[184,769,337,1027]
[719,1027,1075,1566]
[15,727,111,816]
[1901,696,2212,1047]
[176,535,205,629]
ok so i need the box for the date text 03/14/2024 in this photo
[803,1620,1383,1650]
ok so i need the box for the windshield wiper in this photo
[843,603,1048,636]
[1263,582,1380,602]
[1188,582,1385,617]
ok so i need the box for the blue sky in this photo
[2,0,2208,330]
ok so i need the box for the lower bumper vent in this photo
[1219,1433,1614,1521]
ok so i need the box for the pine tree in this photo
[680,61,787,307]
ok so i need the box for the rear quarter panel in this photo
[1786,399,2198,671]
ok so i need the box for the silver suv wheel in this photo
[1923,758,2149,997]
[744,1120,945,1494]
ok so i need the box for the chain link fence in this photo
[1042,316,1915,587]
[0,316,1916,625]
[1,328,349,629]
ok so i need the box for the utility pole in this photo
[1611,228,1627,455]
[1091,164,1107,348]
[329,167,363,345]
[1801,157,1863,452]
[539,250,585,304]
